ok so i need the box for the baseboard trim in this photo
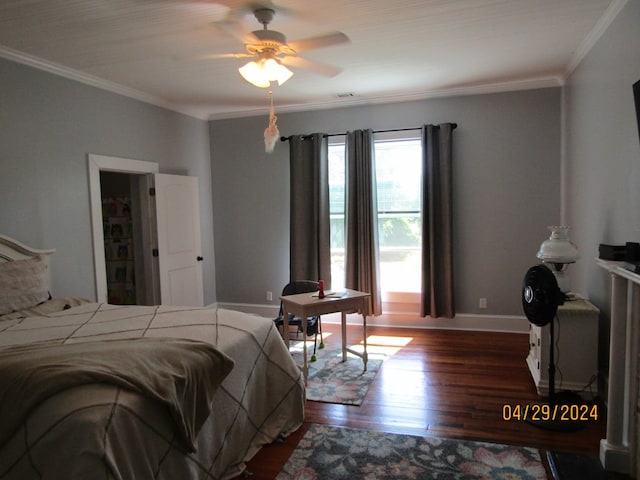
[216,302,530,334]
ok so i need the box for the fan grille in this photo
[522,264,563,326]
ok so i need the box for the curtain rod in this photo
[279,123,457,142]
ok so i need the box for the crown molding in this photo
[0,40,583,123]
[207,76,563,120]
[0,45,208,120]
[563,0,628,80]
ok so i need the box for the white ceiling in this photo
[0,0,624,120]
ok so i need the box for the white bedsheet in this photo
[0,303,305,480]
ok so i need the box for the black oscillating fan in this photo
[522,265,564,401]
[522,264,565,328]
[522,264,587,431]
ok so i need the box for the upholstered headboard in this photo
[0,235,56,314]
[0,234,55,262]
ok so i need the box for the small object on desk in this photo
[318,279,325,299]
[311,290,346,298]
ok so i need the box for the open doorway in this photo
[100,171,158,305]
[88,154,160,305]
[88,154,204,307]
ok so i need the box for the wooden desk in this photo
[280,289,370,382]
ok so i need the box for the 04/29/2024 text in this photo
[502,403,599,422]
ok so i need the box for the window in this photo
[328,139,347,290]
[328,133,422,294]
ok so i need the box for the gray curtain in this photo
[345,130,382,315]
[288,133,332,286]
[421,123,455,318]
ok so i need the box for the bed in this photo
[0,234,305,480]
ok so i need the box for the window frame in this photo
[328,131,423,309]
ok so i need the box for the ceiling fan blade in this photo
[287,32,349,53]
[280,56,342,77]
[190,52,254,61]
[214,16,259,45]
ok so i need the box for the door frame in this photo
[88,154,158,302]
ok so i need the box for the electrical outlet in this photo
[479,297,488,309]
[266,291,273,301]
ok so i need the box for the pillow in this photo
[0,256,50,315]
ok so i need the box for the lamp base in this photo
[548,268,571,293]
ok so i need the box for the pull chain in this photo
[264,90,279,153]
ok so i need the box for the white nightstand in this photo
[526,296,599,397]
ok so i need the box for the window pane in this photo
[375,139,422,213]
[328,143,345,290]
[375,139,422,293]
[328,137,422,294]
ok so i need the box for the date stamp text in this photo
[502,403,599,422]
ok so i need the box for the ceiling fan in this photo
[199,6,350,87]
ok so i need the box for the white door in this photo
[154,173,204,307]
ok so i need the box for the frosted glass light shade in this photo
[536,226,579,264]
[239,58,293,88]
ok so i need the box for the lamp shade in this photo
[536,226,579,264]
[239,58,293,88]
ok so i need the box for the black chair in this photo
[274,280,324,361]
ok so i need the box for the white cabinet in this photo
[526,297,599,397]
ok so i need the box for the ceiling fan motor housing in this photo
[247,29,295,56]
[253,7,275,26]
[252,29,286,45]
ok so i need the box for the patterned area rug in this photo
[276,424,547,480]
[289,341,384,405]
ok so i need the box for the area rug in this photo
[276,424,547,480]
[289,341,384,405]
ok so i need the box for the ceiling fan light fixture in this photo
[238,57,293,88]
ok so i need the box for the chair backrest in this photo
[278,280,319,317]
[282,280,319,296]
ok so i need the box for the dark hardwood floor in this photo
[239,322,608,479]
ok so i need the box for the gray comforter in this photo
[0,304,305,480]
[0,337,234,452]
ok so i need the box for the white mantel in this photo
[596,259,639,477]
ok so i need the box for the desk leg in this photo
[302,326,308,384]
[283,305,290,346]
[341,308,368,373]
[341,311,347,362]
[283,305,308,384]
[362,312,368,371]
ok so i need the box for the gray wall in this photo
[210,88,562,316]
[1,2,635,329]
[563,0,640,363]
[0,58,217,305]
